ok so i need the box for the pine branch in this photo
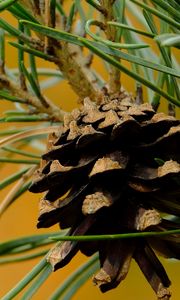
[0,1,179,299]
[19,0,103,103]
[54,43,103,102]
[100,0,121,94]
[0,73,66,121]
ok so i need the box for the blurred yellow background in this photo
[0,3,180,300]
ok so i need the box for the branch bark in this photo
[54,43,102,103]
[100,0,121,95]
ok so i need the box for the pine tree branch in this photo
[100,0,121,95]
[19,0,43,19]
[0,73,66,121]
[19,0,103,103]
[53,43,103,102]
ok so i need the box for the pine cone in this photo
[30,95,180,299]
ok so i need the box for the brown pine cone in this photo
[30,96,180,299]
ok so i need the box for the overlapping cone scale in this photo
[30,96,180,299]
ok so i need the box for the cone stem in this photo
[101,0,121,95]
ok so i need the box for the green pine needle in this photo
[129,0,180,30]
[51,229,180,242]
[0,0,17,12]
[0,90,26,103]
[0,157,40,164]
[85,19,149,49]
[108,21,154,38]
[0,250,48,264]
[0,232,66,255]
[9,42,57,62]
[20,21,180,78]
[80,38,180,107]
[50,255,99,300]
[21,264,52,300]
[1,258,48,300]
[2,146,41,158]
[0,167,29,189]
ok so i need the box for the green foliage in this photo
[80,37,180,106]
[50,255,99,300]
[0,0,179,299]
[50,229,180,242]
[0,0,17,12]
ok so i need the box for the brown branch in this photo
[0,61,5,74]
[19,0,44,20]
[168,103,175,117]
[53,43,103,103]
[135,84,143,105]
[19,0,103,103]
[0,74,66,121]
[100,0,121,95]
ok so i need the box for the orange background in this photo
[0,4,180,300]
